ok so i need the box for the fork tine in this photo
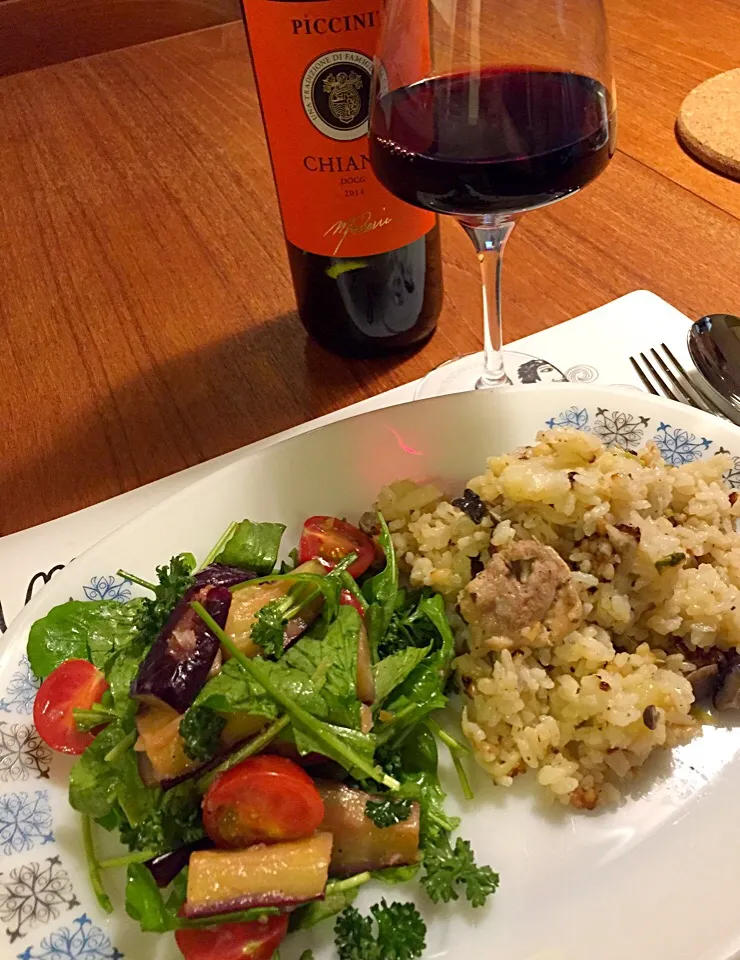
[630,355,659,395]
[649,347,703,409]
[638,351,681,402]
[660,342,728,418]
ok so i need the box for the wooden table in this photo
[2,2,740,536]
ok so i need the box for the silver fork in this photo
[629,343,730,421]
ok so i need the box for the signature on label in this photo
[324,210,392,255]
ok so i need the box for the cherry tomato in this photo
[33,659,109,755]
[298,516,374,579]
[175,914,288,960]
[202,754,325,849]
[339,588,366,617]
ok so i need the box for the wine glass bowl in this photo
[369,0,616,395]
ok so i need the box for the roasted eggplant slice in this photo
[183,832,333,918]
[134,702,200,782]
[131,584,231,713]
[193,564,257,589]
[226,561,328,657]
[317,782,420,876]
[226,581,291,658]
[146,839,212,888]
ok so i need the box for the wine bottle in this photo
[238,0,443,358]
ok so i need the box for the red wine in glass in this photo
[370,67,615,218]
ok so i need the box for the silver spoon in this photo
[688,314,740,410]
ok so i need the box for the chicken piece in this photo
[458,540,582,651]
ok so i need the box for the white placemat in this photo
[0,289,694,632]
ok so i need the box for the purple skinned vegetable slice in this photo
[130,584,231,713]
[145,839,213,888]
[193,564,257,589]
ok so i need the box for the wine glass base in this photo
[415,352,516,399]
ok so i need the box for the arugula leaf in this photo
[290,885,361,930]
[73,704,119,732]
[125,862,175,932]
[198,606,365,731]
[335,901,426,960]
[421,835,499,907]
[82,815,112,913]
[181,907,279,929]
[27,599,145,679]
[278,547,300,575]
[365,797,413,828]
[105,648,146,722]
[363,514,398,660]
[215,519,286,575]
[292,720,376,777]
[180,706,226,762]
[195,656,323,720]
[193,602,397,789]
[291,872,372,932]
[372,864,420,885]
[286,605,363,729]
[115,748,158,828]
[69,723,132,820]
[375,593,456,748]
[416,593,455,666]
[373,646,429,706]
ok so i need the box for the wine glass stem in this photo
[461,218,516,389]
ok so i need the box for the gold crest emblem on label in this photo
[323,71,363,124]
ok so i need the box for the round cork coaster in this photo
[677,69,740,180]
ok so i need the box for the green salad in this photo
[28,512,498,960]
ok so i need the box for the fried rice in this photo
[377,428,740,808]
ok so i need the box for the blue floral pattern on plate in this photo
[546,406,590,430]
[0,660,40,717]
[593,409,650,449]
[0,857,78,942]
[17,914,122,960]
[82,577,131,603]
[0,726,51,785]
[653,422,712,465]
[544,408,716,466]
[717,448,740,489]
[0,793,53,857]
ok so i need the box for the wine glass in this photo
[369,0,616,396]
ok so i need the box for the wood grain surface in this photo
[0,0,240,76]
[1,3,740,536]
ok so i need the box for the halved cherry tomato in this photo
[298,516,374,579]
[202,754,325,849]
[339,588,366,617]
[175,914,288,960]
[33,659,109,755]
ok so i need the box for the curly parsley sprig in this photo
[335,900,426,960]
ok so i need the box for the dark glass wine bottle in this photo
[238,0,443,358]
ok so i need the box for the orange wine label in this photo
[241,0,434,258]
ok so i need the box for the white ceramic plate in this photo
[4,384,740,960]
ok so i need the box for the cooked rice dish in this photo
[377,428,740,808]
